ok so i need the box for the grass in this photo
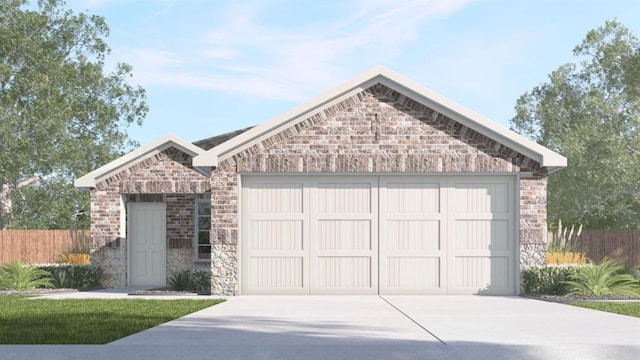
[0,295,223,344]
[569,302,640,318]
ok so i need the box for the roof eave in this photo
[192,66,567,172]
[74,134,205,189]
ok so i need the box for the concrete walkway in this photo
[1,291,638,360]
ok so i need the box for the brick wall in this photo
[210,83,549,295]
[90,147,211,287]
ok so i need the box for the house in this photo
[75,67,566,295]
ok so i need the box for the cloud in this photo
[116,0,477,101]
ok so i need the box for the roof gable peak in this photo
[193,66,565,171]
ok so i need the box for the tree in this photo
[0,0,147,229]
[510,20,640,229]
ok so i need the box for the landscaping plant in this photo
[546,220,586,265]
[521,265,579,295]
[38,265,102,289]
[564,258,640,297]
[547,219,582,252]
[59,228,92,265]
[168,270,193,291]
[0,261,53,290]
[168,269,211,294]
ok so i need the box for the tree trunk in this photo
[0,176,41,229]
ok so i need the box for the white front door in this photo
[129,203,166,287]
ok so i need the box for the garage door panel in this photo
[317,183,372,213]
[385,183,440,213]
[386,257,442,289]
[316,257,372,291]
[451,256,510,294]
[455,220,509,251]
[454,183,509,214]
[311,177,377,294]
[379,177,446,294]
[247,183,303,213]
[317,220,371,250]
[385,220,441,251]
[248,220,303,250]
[449,178,514,295]
[248,257,304,291]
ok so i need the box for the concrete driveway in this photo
[2,295,639,360]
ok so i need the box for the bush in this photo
[168,270,211,294]
[0,261,53,290]
[59,253,91,265]
[168,270,192,291]
[521,265,580,295]
[546,252,587,265]
[37,264,102,289]
[564,258,640,297]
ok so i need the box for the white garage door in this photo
[241,175,515,295]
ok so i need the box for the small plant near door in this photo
[168,270,211,294]
[547,220,586,265]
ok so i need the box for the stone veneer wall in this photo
[209,83,549,295]
[90,147,211,287]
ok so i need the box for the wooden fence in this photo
[0,230,87,264]
[1,229,639,268]
[576,230,639,269]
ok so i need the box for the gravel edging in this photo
[0,288,79,296]
[523,294,640,303]
[128,288,207,296]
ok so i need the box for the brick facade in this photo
[90,147,210,287]
[210,83,549,295]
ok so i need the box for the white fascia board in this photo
[74,134,205,189]
[192,66,567,170]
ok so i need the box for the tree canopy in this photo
[0,0,147,229]
[511,20,640,229]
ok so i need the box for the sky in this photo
[64,0,640,147]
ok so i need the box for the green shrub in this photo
[626,268,640,281]
[521,265,580,295]
[564,258,640,297]
[37,265,102,289]
[0,261,53,290]
[168,270,211,294]
[168,270,192,291]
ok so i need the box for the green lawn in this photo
[0,295,223,344]
[569,302,640,318]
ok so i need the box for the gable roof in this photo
[74,134,206,189]
[192,66,566,172]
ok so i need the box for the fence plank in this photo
[0,230,87,265]
[570,230,640,269]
